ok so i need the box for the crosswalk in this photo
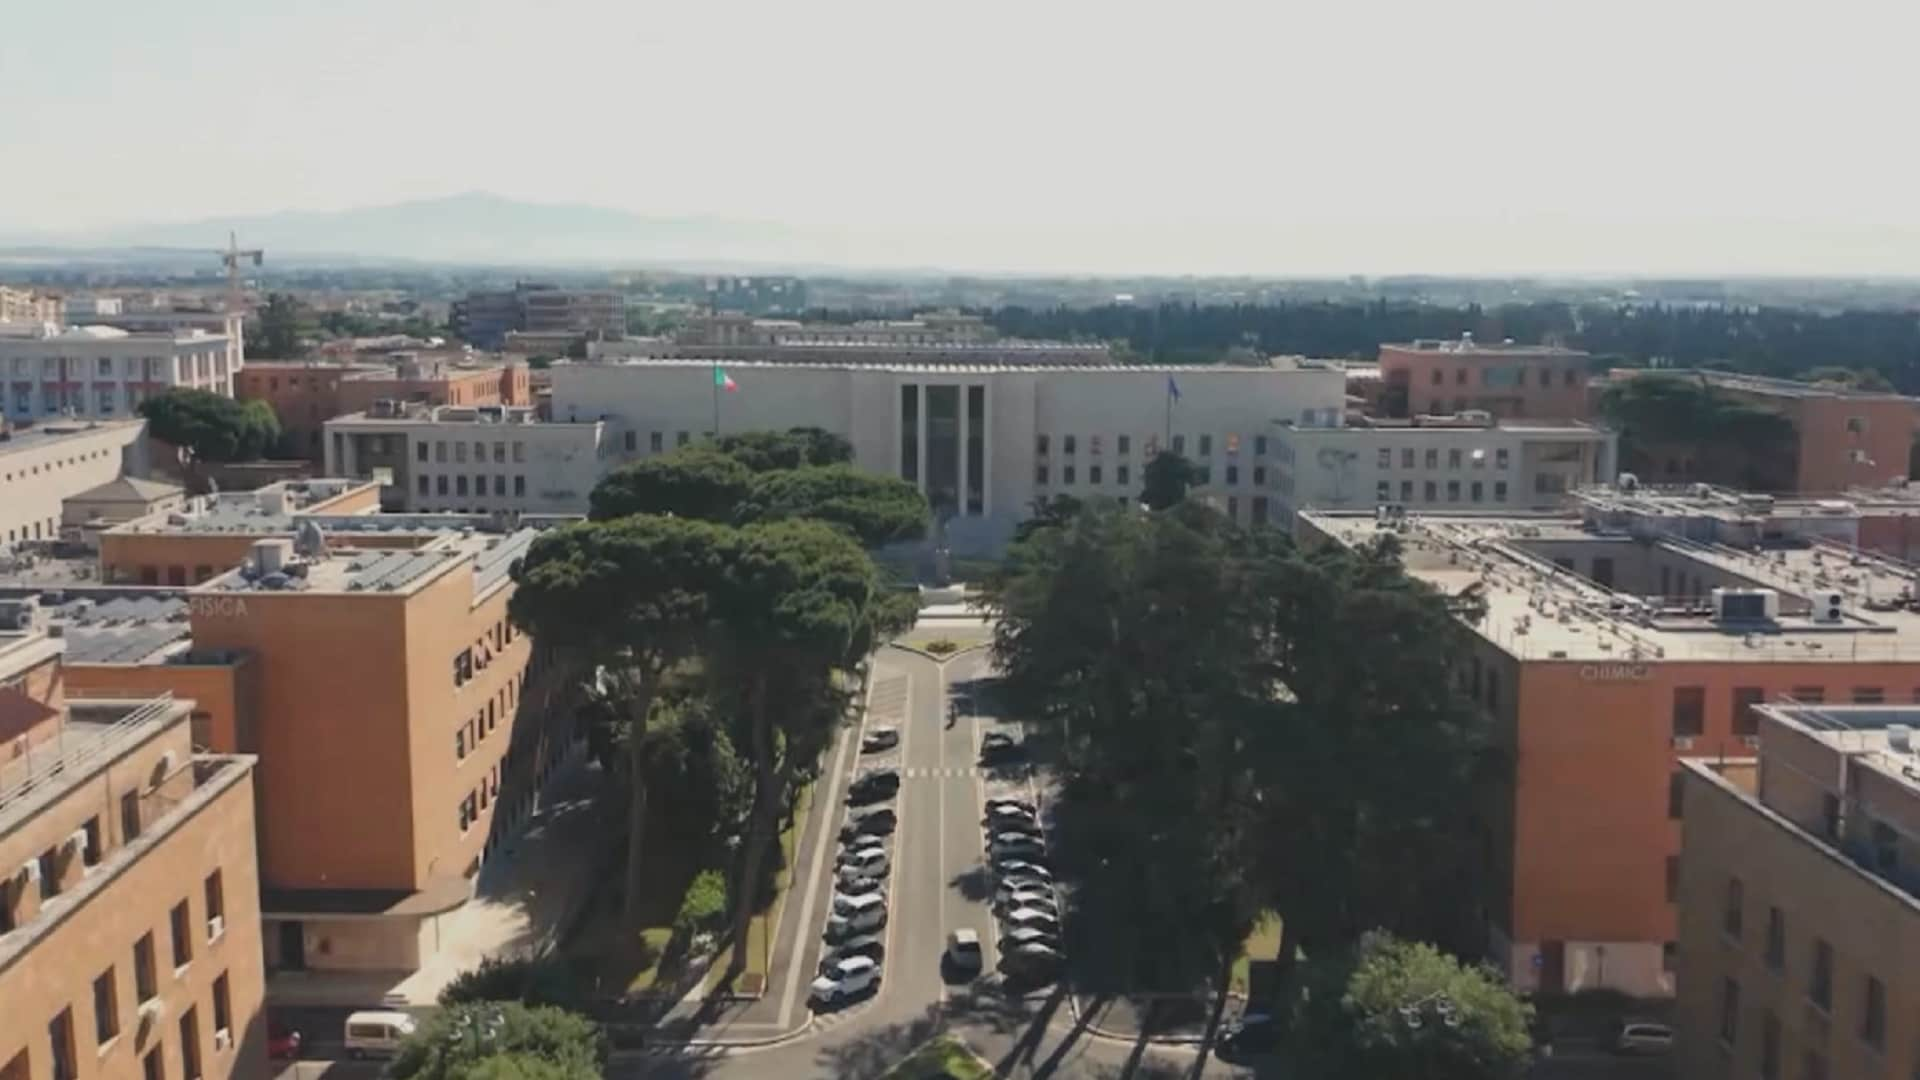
[900,766,981,779]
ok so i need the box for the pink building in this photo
[1380,335,1592,421]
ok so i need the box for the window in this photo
[1377,481,1391,501]
[1089,464,1103,485]
[1494,480,1508,502]
[1118,435,1132,455]
[1854,687,1885,704]
[417,474,429,497]
[1663,940,1678,971]
[1063,465,1076,485]
[456,475,468,496]
[1765,906,1785,970]
[1863,975,1885,1050]
[82,818,101,866]
[1116,464,1130,486]
[1810,938,1833,1010]
[1719,977,1740,1045]
[1724,877,1744,939]
[1564,368,1578,387]
[1036,434,1050,455]
[1448,448,1463,469]
[212,972,232,1040]
[1424,448,1439,469]
[1400,480,1413,501]
[1035,464,1048,485]
[1424,481,1437,501]
[1226,464,1239,485]
[1378,448,1392,468]
[1665,855,1680,901]
[1456,368,1468,385]
[204,871,224,936]
[122,790,141,842]
[1446,480,1460,502]
[1252,465,1266,485]
[180,1007,202,1080]
[455,441,467,463]
[1846,416,1867,434]
[416,442,428,463]
[650,431,663,452]
[494,475,505,496]
[435,474,448,496]
[143,1049,163,1080]
[512,441,525,463]
[1495,448,1510,469]
[1172,434,1185,454]
[623,430,636,452]
[514,475,525,497]
[1470,481,1484,502]
[94,968,119,1045]
[1669,771,1686,819]
[38,848,59,899]
[1732,687,1764,737]
[454,647,473,687]
[1199,435,1212,456]
[1672,687,1706,738]
[1430,368,1443,385]
[1398,448,1413,468]
[1063,434,1076,455]
[50,1008,76,1080]
[1792,686,1825,704]
[171,900,192,967]
[1761,1012,1780,1080]
[493,441,505,464]
[1253,435,1266,456]
[1252,496,1269,524]
[1872,820,1897,874]
[134,933,157,1002]
[1227,496,1239,519]
[677,431,690,447]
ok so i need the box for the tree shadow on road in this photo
[810,1001,946,1080]
[623,1046,728,1079]
[949,864,994,902]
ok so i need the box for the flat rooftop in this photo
[327,405,586,428]
[107,480,385,536]
[0,419,143,457]
[1304,509,1920,663]
[1608,368,1920,403]
[565,356,1338,377]
[202,526,537,600]
[1389,338,1587,357]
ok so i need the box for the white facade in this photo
[323,405,610,515]
[551,358,1348,551]
[1272,421,1617,524]
[0,324,239,422]
[0,419,149,549]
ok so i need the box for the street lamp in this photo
[1399,990,1461,1030]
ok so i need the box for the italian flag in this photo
[714,366,738,392]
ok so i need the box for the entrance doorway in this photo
[278,920,306,971]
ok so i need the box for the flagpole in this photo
[1164,381,1173,448]
[712,364,720,438]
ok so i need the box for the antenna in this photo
[214,231,265,316]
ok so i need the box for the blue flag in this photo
[1167,376,1182,401]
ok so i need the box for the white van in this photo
[344,1010,417,1058]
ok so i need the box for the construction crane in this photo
[214,231,263,315]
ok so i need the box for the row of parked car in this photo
[809,730,904,1007]
[978,793,1064,984]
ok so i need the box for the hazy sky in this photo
[7,0,1920,273]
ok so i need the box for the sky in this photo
[6,0,1920,274]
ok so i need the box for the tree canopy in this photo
[711,427,853,471]
[1140,450,1200,510]
[740,464,928,547]
[1598,373,1798,489]
[389,1003,607,1080]
[588,447,755,522]
[247,292,306,359]
[137,388,281,463]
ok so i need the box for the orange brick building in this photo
[1379,336,1593,421]
[236,356,530,462]
[0,629,266,1080]
[1303,507,1920,997]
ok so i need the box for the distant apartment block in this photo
[0,418,149,551]
[452,284,623,348]
[60,296,125,323]
[0,628,267,1080]
[234,354,529,461]
[590,310,1113,367]
[0,287,63,325]
[1601,368,1920,494]
[0,324,239,422]
[1270,414,1615,523]
[1677,703,1920,1080]
[81,310,246,376]
[323,403,610,515]
[1301,506,1920,997]
[1379,335,1593,421]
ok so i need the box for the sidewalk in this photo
[268,746,607,1008]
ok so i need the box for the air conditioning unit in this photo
[1712,588,1780,623]
[1812,590,1845,623]
[137,997,165,1021]
[1672,736,1696,751]
[213,1029,233,1051]
[62,828,87,852]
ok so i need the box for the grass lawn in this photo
[896,628,990,652]
[1231,911,1283,997]
[882,1035,995,1080]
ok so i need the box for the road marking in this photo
[776,663,882,1029]
[936,664,948,947]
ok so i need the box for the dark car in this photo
[988,816,1043,838]
[267,1021,303,1059]
[840,806,899,841]
[846,768,901,805]
[998,943,1063,983]
[985,795,1037,814]
[1218,1013,1278,1056]
[980,732,1025,763]
[861,727,900,753]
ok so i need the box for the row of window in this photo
[418,473,528,500]
[1668,685,1913,743]
[622,430,692,454]
[1716,877,1883,1078]
[0,444,115,485]
[1037,432,1277,460]
[1378,479,1514,505]
[1377,446,1514,471]
[413,439,530,465]
[459,762,505,833]
[10,381,225,418]
[5,516,60,546]
[45,874,230,1080]
[1427,365,1582,387]
[455,673,519,761]
[7,354,225,378]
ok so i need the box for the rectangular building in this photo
[0,629,266,1080]
[235,355,530,461]
[0,419,149,551]
[452,285,623,349]
[1300,507,1920,997]
[1271,416,1615,523]
[323,403,610,515]
[1677,704,1920,1080]
[0,287,62,326]
[0,325,238,422]
[1379,336,1593,421]
[552,356,1349,551]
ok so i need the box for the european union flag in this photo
[1166,376,1182,401]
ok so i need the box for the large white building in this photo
[0,322,240,421]
[1271,416,1617,524]
[551,357,1348,551]
[0,417,149,549]
[323,402,611,514]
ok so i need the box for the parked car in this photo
[985,795,1037,814]
[810,955,881,1005]
[998,943,1063,983]
[840,807,898,841]
[946,928,984,972]
[825,901,889,940]
[988,817,1044,838]
[993,859,1053,883]
[996,874,1052,900]
[1609,1020,1674,1055]
[1219,1012,1278,1056]
[993,890,1059,917]
[834,889,886,916]
[1002,925,1061,950]
[819,933,885,974]
[861,727,900,753]
[979,732,1024,763]
[267,1022,302,1059]
[985,803,1039,828]
[847,768,901,804]
[989,834,1048,861]
[838,846,891,880]
[839,833,886,856]
[1002,907,1062,935]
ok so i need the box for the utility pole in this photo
[213,231,264,316]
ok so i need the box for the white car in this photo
[986,804,1039,827]
[825,896,889,939]
[947,928,984,971]
[838,847,890,881]
[1002,907,1062,934]
[995,890,1059,916]
[1004,926,1060,949]
[810,955,881,1004]
[834,889,886,916]
[994,860,1054,884]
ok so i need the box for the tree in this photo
[1599,373,1798,488]
[1296,931,1534,1080]
[712,427,853,472]
[439,957,579,1009]
[508,516,734,932]
[527,355,555,371]
[1141,451,1201,510]
[137,388,281,465]
[249,292,305,359]
[588,448,754,522]
[738,465,929,547]
[389,1003,607,1080]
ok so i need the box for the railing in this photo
[0,692,175,823]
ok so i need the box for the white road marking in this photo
[968,653,999,968]
[936,664,948,945]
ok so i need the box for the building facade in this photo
[452,285,623,349]
[0,419,149,551]
[1677,704,1920,1080]
[0,287,62,326]
[235,356,529,461]
[1379,336,1593,421]
[0,630,266,1080]
[322,404,610,515]
[80,312,245,380]
[1,325,238,422]
[1271,417,1615,523]
[1301,507,1920,997]
[552,357,1349,550]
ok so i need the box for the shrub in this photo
[673,869,727,938]
[924,638,960,656]
[440,956,579,1009]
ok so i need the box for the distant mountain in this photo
[8,193,834,269]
